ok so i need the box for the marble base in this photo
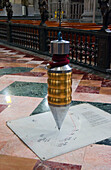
[7,103,111,161]
[80,11,102,23]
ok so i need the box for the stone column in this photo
[80,0,101,23]
[66,0,71,19]
[11,0,22,16]
[33,0,40,16]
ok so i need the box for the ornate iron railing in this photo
[11,23,40,51]
[0,21,110,72]
[0,22,7,42]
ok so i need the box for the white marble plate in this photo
[7,103,111,161]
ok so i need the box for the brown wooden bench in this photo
[0,19,111,30]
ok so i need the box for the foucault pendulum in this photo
[47,32,72,130]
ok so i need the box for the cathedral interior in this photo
[0,0,111,170]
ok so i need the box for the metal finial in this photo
[58,32,62,41]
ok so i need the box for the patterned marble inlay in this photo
[0,43,110,170]
[12,72,46,77]
[99,87,111,95]
[75,86,100,94]
[32,98,49,115]
[0,81,48,98]
[72,68,86,74]
[31,67,47,73]
[0,104,8,113]
[26,61,43,65]
[41,61,50,64]
[82,73,104,81]
[101,80,111,87]
[33,160,82,170]
[31,99,111,146]
[0,67,33,76]
[31,100,111,116]
[32,57,44,61]
[79,80,102,87]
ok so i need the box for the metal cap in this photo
[51,32,70,55]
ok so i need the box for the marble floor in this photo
[0,43,111,170]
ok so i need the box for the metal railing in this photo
[0,22,7,42]
[0,21,110,73]
[11,23,40,51]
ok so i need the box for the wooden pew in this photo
[0,19,111,30]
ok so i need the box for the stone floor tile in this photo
[12,72,46,77]
[0,43,111,169]
[0,104,8,113]
[79,80,102,87]
[2,75,48,83]
[0,155,37,170]
[72,68,86,74]
[0,62,31,68]
[83,144,111,166]
[82,73,104,81]
[72,92,111,104]
[0,57,20,60]
[72,74,84,80]
[17,57,34,61]
[72,79,81,93]
[0,135,37,159]
[0,123,14,134]
[82,163,111,170]
[99,87,111,95]
[33,160,82,170]
[0,67,32,76]
[26,61,43,65]
[0,78,14,91]
[31,67,47,73]
[1,96,43,118]
[101,79,111,87]
[11,54,26,58]
[50,147,86,166]
[41,60,50,64]
[75,86,100,94]
[0,82,48,98]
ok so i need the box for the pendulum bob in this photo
[47,65,72,130]
[47,32,72,130]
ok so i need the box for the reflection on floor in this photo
[0,44,111,170]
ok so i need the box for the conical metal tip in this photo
[49,104,70,130]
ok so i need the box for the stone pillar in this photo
[33,0,40,16]
[10,0,22,16]
[66,0,71,19]
[80,0,101,23]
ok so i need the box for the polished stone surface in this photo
[0,67,33,76]
[7,103,111,160]
[0,43,111,170]
[33,160,82,170]
[32,98,49,115]
[31,99,111,116]
[0,104,8,113]
[0,81,48,98]
[31,99,111,146]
